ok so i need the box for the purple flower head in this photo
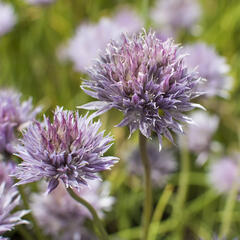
[0,183,30,235]
[128,142,176,187]
[31,180,114,240]
[80,30,203,149]
[151,0,201,34]
[61,8,143,73]
[0,89,41,155]
[14,107,118,193]
[184,111,219,164]
[0,2,16,37]
[209,157,240,194]
[24,0,56,5]
[182,43,232,98]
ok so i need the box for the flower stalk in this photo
[67,188,109,240]
[219,160,240,238]
[172,139,190,239]
[18,185,45,240]
[139,133,152,240]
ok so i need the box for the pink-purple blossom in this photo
[14,107,118,193]
[80,30,203,148]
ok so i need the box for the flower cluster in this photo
[0,89,41,155]
[80,30,203,148]
[0,2,16,37]
[31,180,114,240]
[0,183,30,235]
[182,42,232,98]
[61,8,142,72]
[151,0,201,34]
[14,107,118,193]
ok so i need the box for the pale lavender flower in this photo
[184,111,219,164]
[31,180,114,240]
[151,0,201,34]
[80,30,203,149]
[0,161,15,188]
[24,0,56,5]
[128,142,176,187]
[209,157,239,194]
[182,43,232,98]
[0,183,30,235]
[200,236,237,240]
[0,89,41,155]
[0,2,16,37]
[14,107,118,193]
[61,8,143,73]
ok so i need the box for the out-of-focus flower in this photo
[0,2,16,37]
[31,180,114,240]
[151,0,201,34]
[61,8,143,73]
[128,142,176,187]
[209,157,239,194]
[184,111,219,164]
[0,161,15,188]
[200,236,238,240]
[0,89,41,155]
[182,43,232,98]
[80,30,203,149]
[14,107,118,193]
[0,183,30,235]
[24,0,56,5]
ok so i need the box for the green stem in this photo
[142,0,149,29]
[18,185,45,240]
[219,161,240,238]
[139,133,152,240]
[172,140,190,240]
[67,188,109,240]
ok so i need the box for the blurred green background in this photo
[1,0,240,240]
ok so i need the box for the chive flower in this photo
[80,30,203,148]
[14,107,118,193]
[0,183,30,235]
[0,89,41,156]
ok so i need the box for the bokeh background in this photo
[1,0,240,239]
